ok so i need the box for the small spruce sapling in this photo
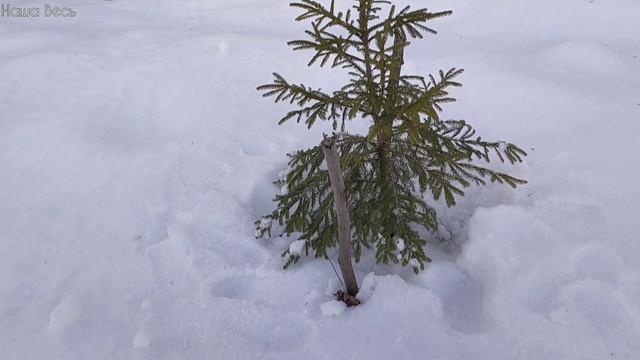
[256,0,527,286]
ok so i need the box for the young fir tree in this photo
[256,0,526,290]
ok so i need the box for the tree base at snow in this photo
[335,290,361,307]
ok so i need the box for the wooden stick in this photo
[322,136,359,297]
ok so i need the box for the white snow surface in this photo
[2,0,640,359]
[288,240,306,257]
[320,300,346,317]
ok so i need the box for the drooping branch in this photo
[257,73,355,128]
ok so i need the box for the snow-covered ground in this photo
[2,0,639,359]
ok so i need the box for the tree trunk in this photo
[321,136,359,297]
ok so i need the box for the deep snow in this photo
[1,0,640,359]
